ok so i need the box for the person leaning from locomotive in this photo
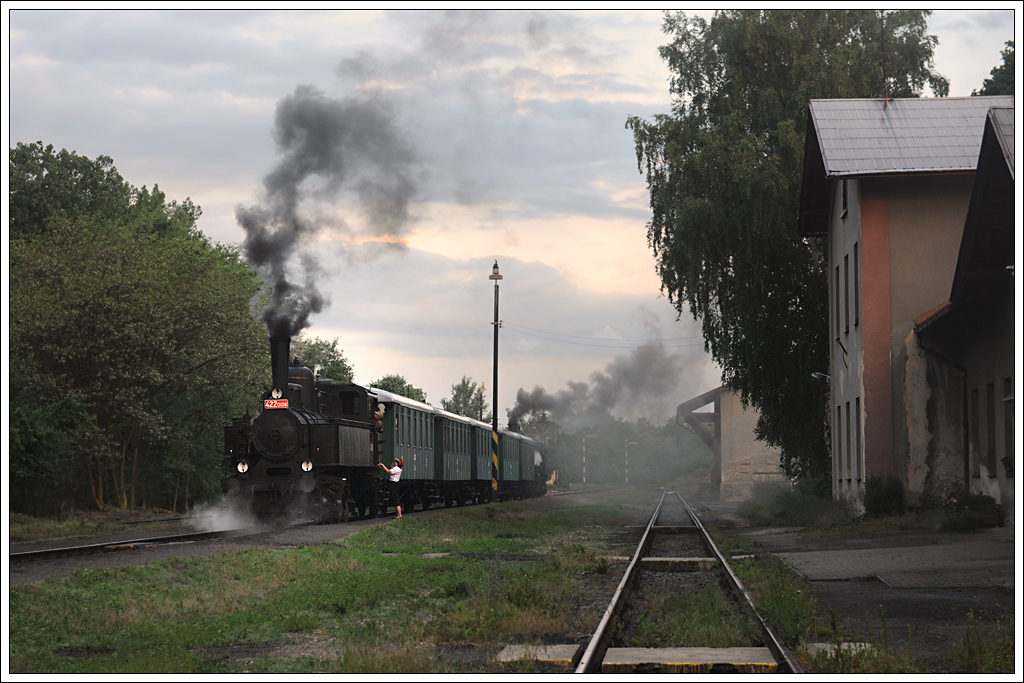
[377,457,404,519]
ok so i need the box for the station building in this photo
[797,96,1014,521]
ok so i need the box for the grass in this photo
[799,608,919,673]
[10,511,180,543]
[733,483,976,536]
[620,574,762,648]
[735,483,861,529]
[9,492,643,674]
[953,613,1015,673]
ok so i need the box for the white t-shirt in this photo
[387,465,403,483]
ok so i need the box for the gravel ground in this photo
[695,501,1016,667]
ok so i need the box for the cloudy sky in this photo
[5,8,1017,426]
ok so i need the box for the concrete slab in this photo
[639,556,716,571]
[496,644,580,668]
[777,540,1015,588]
[602,646,777,673]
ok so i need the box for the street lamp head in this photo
[489,260,503,280]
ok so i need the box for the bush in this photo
[934,487,997,532]
[936,509,982,532]
[863,475,905,518]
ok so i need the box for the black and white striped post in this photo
[489,260,503,502]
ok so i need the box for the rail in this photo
[574,491,803,674]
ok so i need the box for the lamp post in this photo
[489,261,502,502]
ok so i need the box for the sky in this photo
[4,8,1019,427]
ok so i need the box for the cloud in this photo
[305,247,717,422]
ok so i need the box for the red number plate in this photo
[264,399,289,409]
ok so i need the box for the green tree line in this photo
[9,142,268,515]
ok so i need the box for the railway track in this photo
[9,527,271,564]
[573,491,802,674]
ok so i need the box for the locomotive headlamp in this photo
[271,387,283,399]
[237,461,249,473]
[302,460,314,472]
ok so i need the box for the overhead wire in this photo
[500,321,706,349]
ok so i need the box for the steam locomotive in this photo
[222,336,547,521]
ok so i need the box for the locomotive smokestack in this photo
[270,336,291,396]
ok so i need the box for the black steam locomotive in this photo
[222,336,546,521]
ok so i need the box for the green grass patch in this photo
[621,575,761,648]
[731,553,816,648]
[953,613,1015,673]
[735,484,860,529]
[9,494,644,673]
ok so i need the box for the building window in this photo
[836,404,843,479]
[855,397,862,481]
[987,383,996,475]
[844,254,850,334]
[841,179,848,219]
[1004,377,1013,476]
[845,400,852,479]
[971,388,980,477]
[835,265,841,341]
[853,242,860,327]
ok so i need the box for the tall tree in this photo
[973,40,1014,96]
[627,10,947,488]
[9,141,200,241]
[9,144,266,512]
[441,376,490,422]
[371,374,427,403]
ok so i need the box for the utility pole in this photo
[583,434,597,489]
[489,261,502,502]
[625,441,637,484]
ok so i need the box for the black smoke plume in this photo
[238,85,417,337]
[509,345,690,430]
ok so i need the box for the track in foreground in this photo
[577,491,801,673]
[499,490,802,673]
[9,526,279,564]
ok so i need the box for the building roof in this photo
[809,96,1013,176]
[798,96,1013,235]
[987,106,1014,180]
[949,105,1015,305]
